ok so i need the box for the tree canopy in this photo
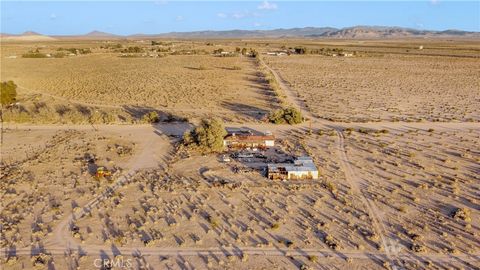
[183,118,227,153]
[268,107,303,125]
[1,81,17,106]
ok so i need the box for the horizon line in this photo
[3,25,479,37]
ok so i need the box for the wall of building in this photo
[287,170,318,180]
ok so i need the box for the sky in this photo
[1,1,479,35]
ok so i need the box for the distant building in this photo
[223,130,275,149]
[266,51,288,56]
[267,156,319,180]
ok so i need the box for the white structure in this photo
[267,156,319,180]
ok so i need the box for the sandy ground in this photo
[264,54,480,122]
[1,39,480,270]
[1,122,479,270]
[1,41,278,122]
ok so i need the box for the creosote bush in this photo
[141,111,160,123]
[268,107,303,124]
[183,118,227,153]
[452,207,471,222]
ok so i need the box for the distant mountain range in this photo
[1,26,479,40]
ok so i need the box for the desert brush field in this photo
[1,38,479,270]
[1,41,278,123]
[264,53,480,122]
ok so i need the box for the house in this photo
[267,156,318,180]
[223,129,275,149]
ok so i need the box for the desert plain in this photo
[1,37,479,270]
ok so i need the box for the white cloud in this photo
[232,12,246,19]
[217,10,260,20]
[430,0,439,5]
[254,22,262,27]
[258,1,277,10]
[50,13,57,20]
[176,15,184,21]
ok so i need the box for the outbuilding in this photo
[267,156,318,180]
[223,133,275,149]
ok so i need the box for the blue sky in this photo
[1,1,479,35]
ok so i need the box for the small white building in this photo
[267,156,319,180]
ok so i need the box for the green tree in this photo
[294,47,307,54]
[183,118,227,153]
[268,107,303,125]
[241,48,247,55]
[1,81,17,106]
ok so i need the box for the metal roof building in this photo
[267,156,319,180]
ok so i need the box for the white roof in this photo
[268,156,317,173]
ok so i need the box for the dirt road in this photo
[336,130,402,269]
[259,58,316,121]
[4,120,479,137]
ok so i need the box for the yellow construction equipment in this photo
[95,167,111,180]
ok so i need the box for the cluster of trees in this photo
[121,46,144,53]
[151,41,172,46]
[22,49,47,58]
[235,47,251,56]
[100,43,122,49]
[183,118,227,153]
[154,47,171,53]
[1,81,17,106]
[57,47,92,54]
[293,46,351,55]
[22,47,92,58]
[268,107,303,125]
[294,47,308,54]
[210,47,258,58]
